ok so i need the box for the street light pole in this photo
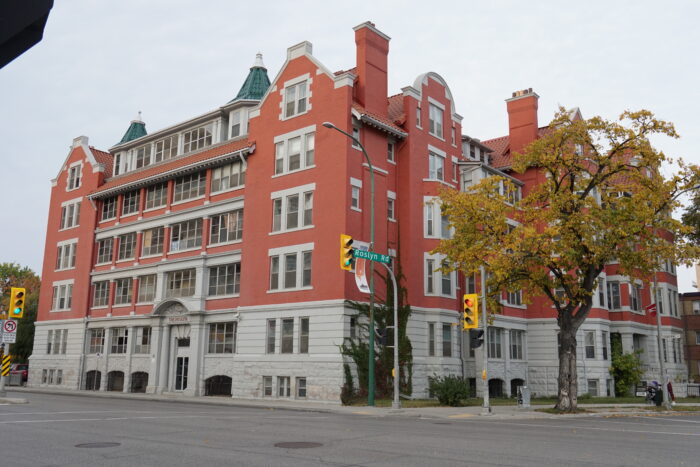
[323,122,377,406]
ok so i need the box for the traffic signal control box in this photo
[463,293,478,329]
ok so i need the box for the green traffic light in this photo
[13,308,21,315]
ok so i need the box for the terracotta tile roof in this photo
[90,147,114,178]
[352,103,407,138]
[387,94,405,125]
[90,138,253,197]
[483,127,550,169]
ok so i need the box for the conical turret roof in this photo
[118,112,147,145]
[229,53,271,103]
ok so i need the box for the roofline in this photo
[352,108,407,139]
[89,145,253,200]
[109,107,224,152]
[457,160,523,186]
[461,135,494,153]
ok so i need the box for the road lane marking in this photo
[0,414,243,424]
[447,414,476,419]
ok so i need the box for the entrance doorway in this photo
[175,357,189,390]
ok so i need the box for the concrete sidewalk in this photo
[3,387,699,420]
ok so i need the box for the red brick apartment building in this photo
[681,292,700,383]
[31,22,687,401]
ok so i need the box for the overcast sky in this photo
[1,0,698,291]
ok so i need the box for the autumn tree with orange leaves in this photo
[435,109,700,412]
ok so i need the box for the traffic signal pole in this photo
[480,266,491,415]
[380,261,400,409]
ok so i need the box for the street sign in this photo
[1,320,17,344]
[353,249,391,264]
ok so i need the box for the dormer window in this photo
[134,144,152,169]
[230,111,242,138]
[284,81,308,118]
[154,135,178,163]
[183,124,213,154]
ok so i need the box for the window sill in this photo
[54,267,76,272]
[422,178,456,189]
[100,216,117,223]
[168,246,202,255]
[91,306,109,310]
[135,301,154,306]
[49,309,71,312]
[208,239,243,248]
[271,164,315,179]
[95,261,112,267]
[58,226,79,232]
[207,294,240,300]
[120,212,139,219]
[280,109,310,122]
[267,286,313,294]
[429,132,445,142]
[350,206,362,213]
[143,205,166,213]
[388,218,397,223]
[112,303,132,308]
[269,225,314,236]
[116,258,135,264]
[171,195,205,206]
[210,185,245,196]
[140,253,163,259]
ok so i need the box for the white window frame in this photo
[173,172,206,204]
[270,183,315,234]
[210,209,244,244]
[387,191,396,222]
[182,123,214,154]
[510,329,525,360]
[51,280,74,311]
[141,227,164,257]
[424,252,455,298]
[110,327,128,354]
[387,141,395,163]
[428,151,445,181]
[170,219,203,252]
[487,327,504,359]
[273,126,316,176]
[59,199,81,230]
[145,183,168,210]
[281,75,310,120]
[211,160,246,193]
[92,280,110,308]
[268,243,314,293]
[208,263,241,297]
[66,162,82,191]
[101,197,117,221]
[154,134,178,162]
[137,274,157,303]
[428,101,444,139]
[165,269,196,298]
[133,327,152,354]
[96,237,114,264]
[584,330,596,359]
[117,232,137,261]
[424,197,452,239]
[55,240,77,271]
[121,190,140,217]
[114,278,133,306]
[350,177,362,212]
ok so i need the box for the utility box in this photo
[517,386,531,408]
[8,373,22,386]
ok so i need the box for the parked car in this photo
[10,363,28,384]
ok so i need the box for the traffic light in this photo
[9,287,26,318]
[340,234,355,271]
[469,329,484,349]
[463,293,478,330]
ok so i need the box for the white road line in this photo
[0,410,223,416]
[492,421,700,437]
[0,414,242,424]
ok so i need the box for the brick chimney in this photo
[506,88,539,155]
[353,21,390,117]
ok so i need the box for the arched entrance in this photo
[152,300,192,393]
[107,371,124,391]
[205,375,232,396]
[131,372,148,393]
[488,378,505,398]
[85,370,101,390]
[511,378,525,398]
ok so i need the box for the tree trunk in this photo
[555,322,578,412]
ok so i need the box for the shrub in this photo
[428,374,469,406]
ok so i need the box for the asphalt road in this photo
[1,391,698,466]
